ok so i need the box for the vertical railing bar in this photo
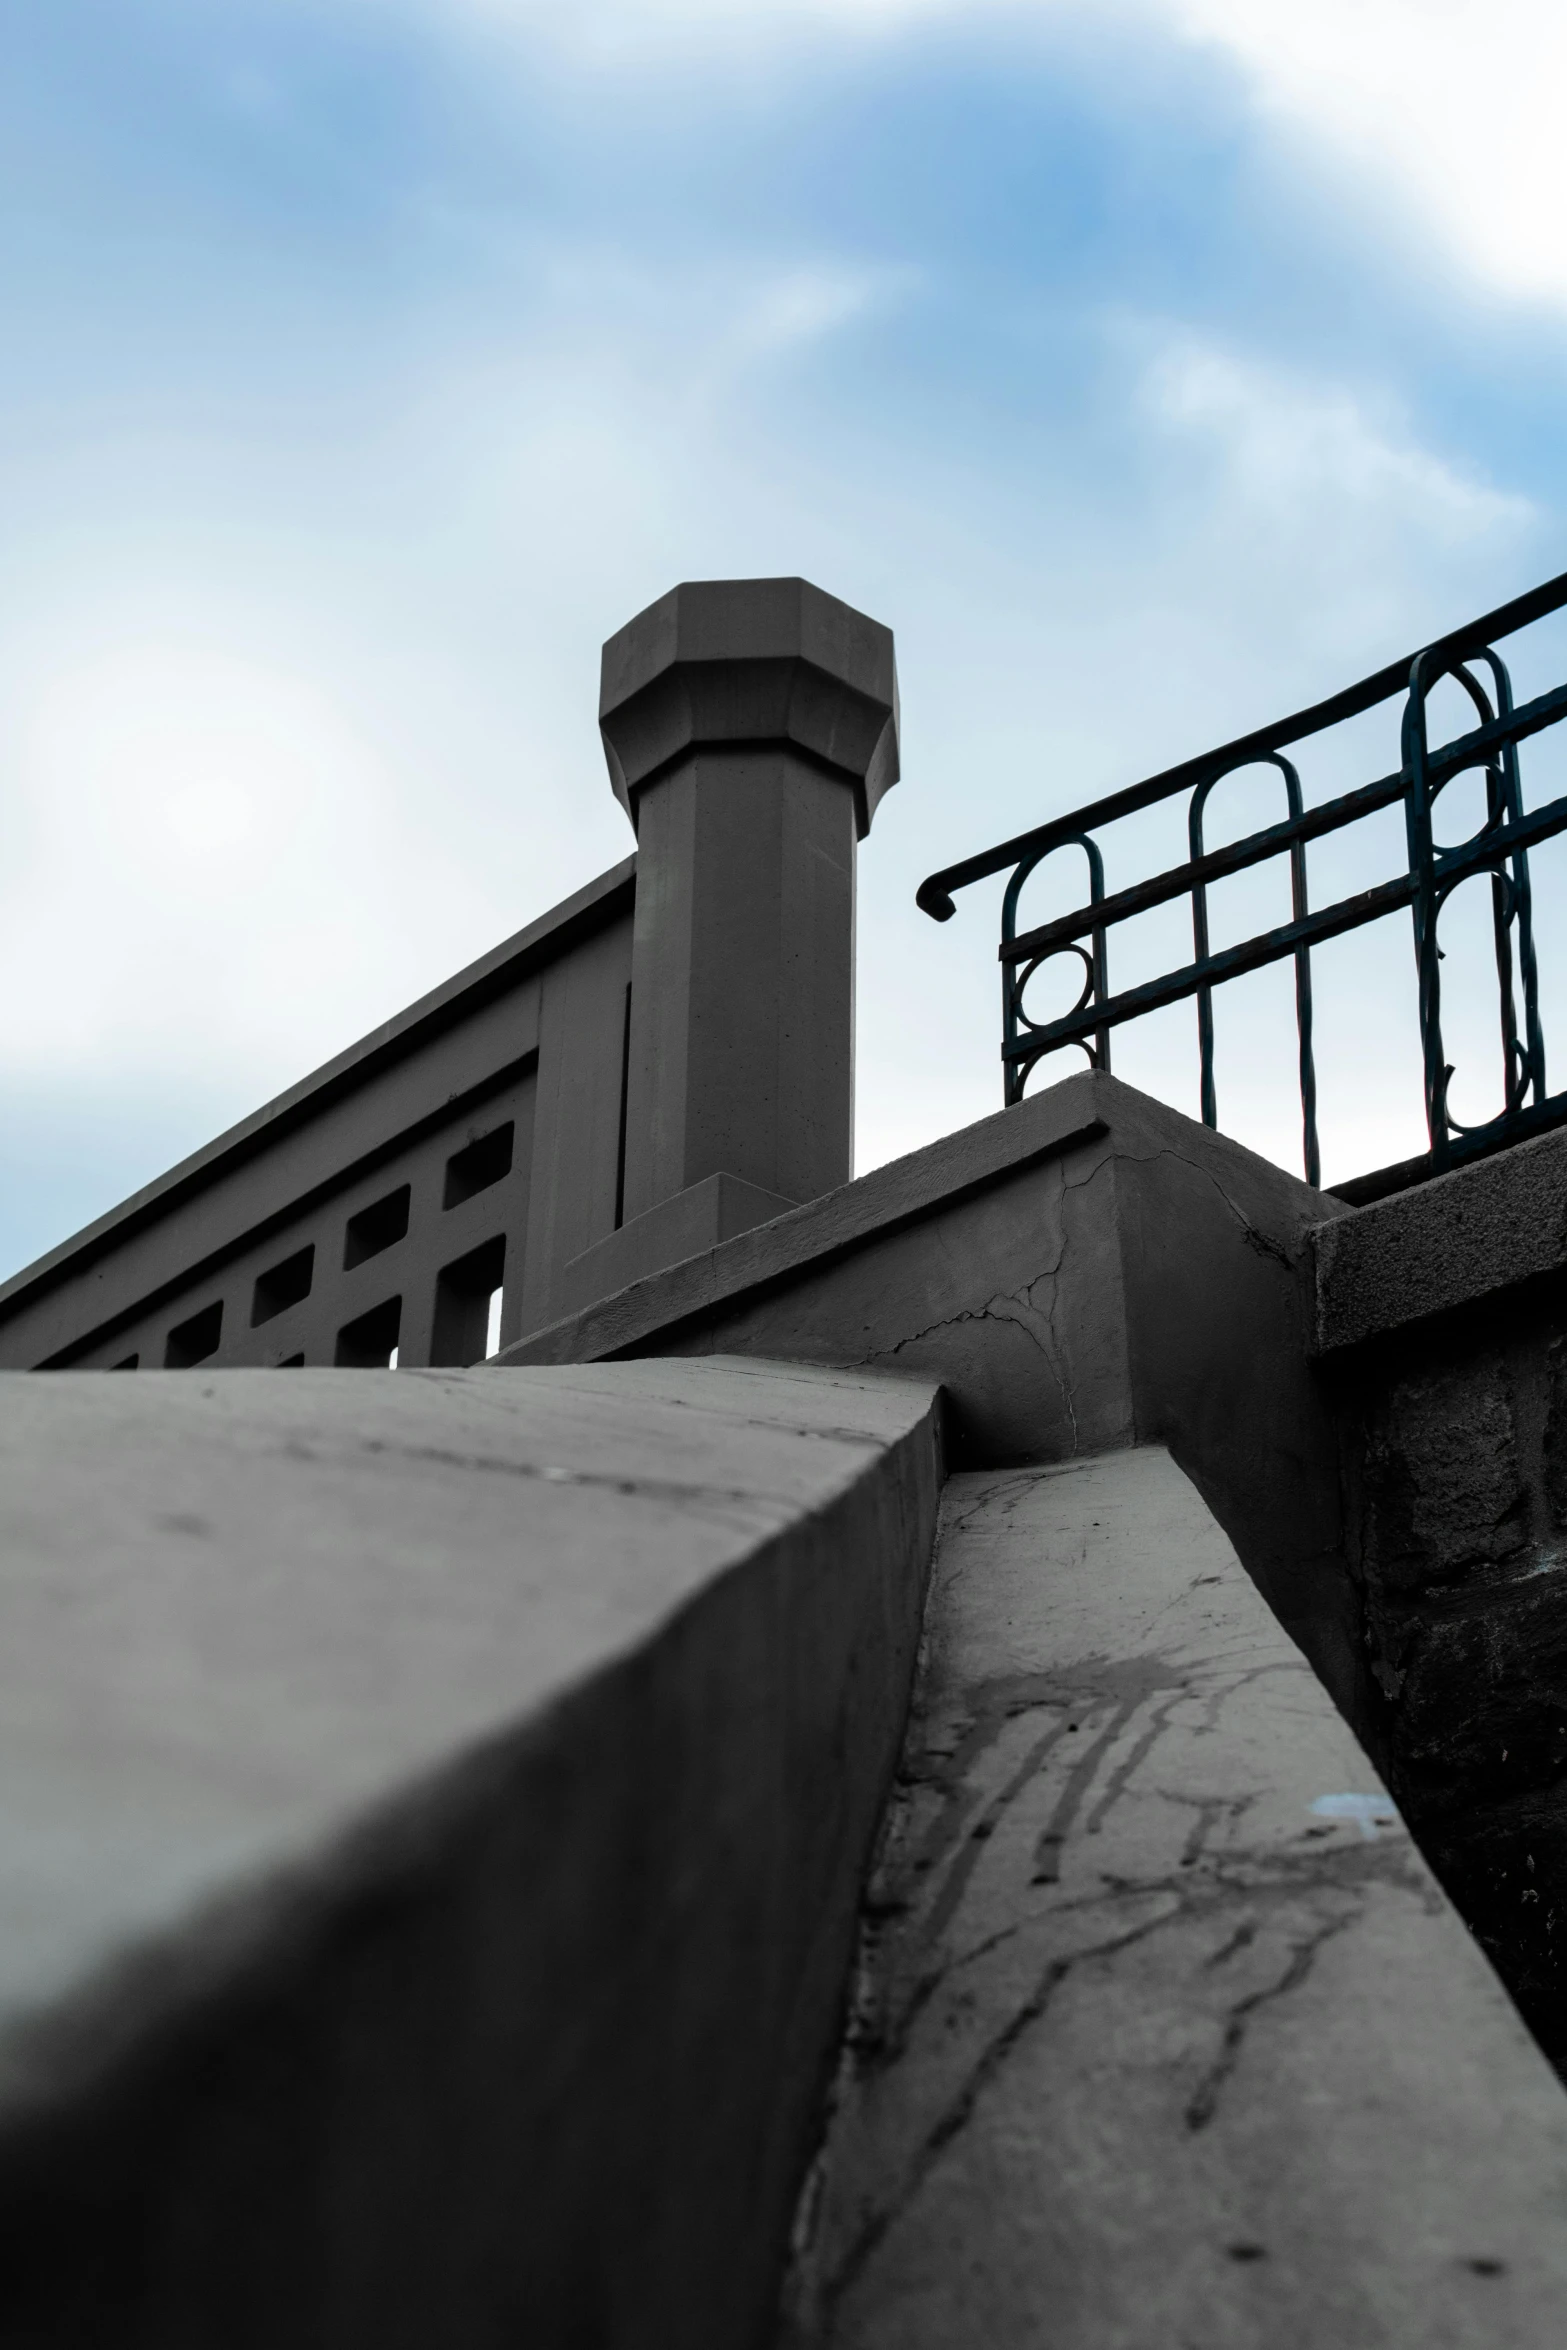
[1507,772,1548,1111]
[1189,775,1218,1130]
[1083,835,1111,1076]
[1277,754,1320,1188]
[1404,655,1450,1165]
[1001,851,1036,1108]
[1444,657,1527,1132]
[1480,647,1548,1109]
[1002,839,1111,1105]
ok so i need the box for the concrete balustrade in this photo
[0,577,898,1371]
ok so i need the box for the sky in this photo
[1,0,1565,1275]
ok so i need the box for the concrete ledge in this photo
[1313,1120,1567,1355]
[786,1447,1567,2347]
[500,1072,1364,1740]
[505,1077,1107,1369]
[558,1171,799,1318]
[0,1358,943,2346]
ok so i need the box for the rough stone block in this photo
[1359,1356,1527,1591]
[1323,1241,1567,2066]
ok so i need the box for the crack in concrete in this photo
[856,1657,1247,2073]
[816,1785,1431,2328]
[1041,1268,1081,1450]
[1080,1687,1190,1844]
[1178,1794,1231,1869]
[878,1278,1071,1395]
[854,1644,1424,2087]
[1183,1907,1358,2132]
[347,1437,798,1515]
[935,1473,1044,1540]
[1141,1144,1306,1276]
[820,1908,1173,2322]
[867,1157,1086,1433]
[1204,1918,1259,1970]
[1191,1658,1304,1739]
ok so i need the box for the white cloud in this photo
[0,0,1553,1260]
[0,241,900,1103]
[385,0,1567,309]
[1169,0,1567,307]
[410,0,951,39]
[0,636,490,1091]
[731,265,897,358]
[0,274,1540,1225]
[1145,335,1531,543]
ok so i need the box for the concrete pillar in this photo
[559,578,898,1311]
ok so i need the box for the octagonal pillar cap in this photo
[599,577,899,840]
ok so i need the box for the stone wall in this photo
[1316,1129,1567,2069]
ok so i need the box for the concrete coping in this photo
[1312,1118,1567,1356]
[496,1076,1110,1368]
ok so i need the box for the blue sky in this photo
[1,0,1564,1272]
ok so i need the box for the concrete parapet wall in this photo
[503,1070,1364,1734]
[0,1358,942,2346]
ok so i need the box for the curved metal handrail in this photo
[919,567,1567,1185]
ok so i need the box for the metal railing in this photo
[917,569,1567,1191]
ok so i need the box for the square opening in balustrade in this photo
[251,1243,315,1326]
[165,1300,223,1368]
[444,1122,514,1210]
[334,1296,401,1368]
[430,1234,506,1366]
[343,1184,410,1269]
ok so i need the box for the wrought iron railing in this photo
[918,569,1567,1191]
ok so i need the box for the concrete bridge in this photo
[2,579,1566,2346]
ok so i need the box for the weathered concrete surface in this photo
[507,1072,1108,1378]
[503,1070,1364,1737]
[1315,1119,1567,1356]
[783,1448,1567,2349]
[0,1357,942,2347]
